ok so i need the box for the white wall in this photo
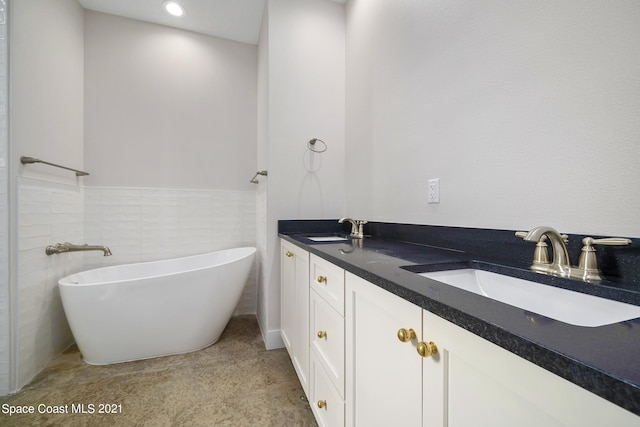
[83,11,259,317]
[345,0,640,238]
[256,6,269,346]
[16,178,82,388]
[9,0,85,390]
[84,11,257,191]
[0,0,9,396]
[257,0,346,348]
[6,3,260,394]
[11,0,84,184]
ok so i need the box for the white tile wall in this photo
[84,186,257,315]
[12,182,258,391]
[0,0,9,395]
[16,177,83,388]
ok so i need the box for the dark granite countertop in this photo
[279,223,640,417]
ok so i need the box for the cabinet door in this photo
[280,240,310,396]
[422,310,640,427]
[281,241,296,353]
[346,273,423,427]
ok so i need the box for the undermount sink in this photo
[419,269,640,327]
[307,236,349,242]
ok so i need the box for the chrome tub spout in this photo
[46,243,112,256]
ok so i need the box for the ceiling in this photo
[79,0,347,46]
[78,0,267,45]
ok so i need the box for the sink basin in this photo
[419,269,640,327]
[307,236,349,242]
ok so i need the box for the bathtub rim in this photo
[58,246,256,287]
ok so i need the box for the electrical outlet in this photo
[428,178,440,204]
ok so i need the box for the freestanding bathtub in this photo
[58,247,256,365]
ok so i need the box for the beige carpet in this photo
[0,315,317,427]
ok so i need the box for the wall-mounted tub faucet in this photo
[46,243,112,256]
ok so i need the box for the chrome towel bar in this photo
[20,156,90,176]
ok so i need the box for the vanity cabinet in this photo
[345,272,423,426]
[281,239,638,426]
[346,272,639,427]
[309,254,346,427]
[280,240,310,396]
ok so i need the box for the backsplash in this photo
[366,222,640,289]
[279,220,640,289]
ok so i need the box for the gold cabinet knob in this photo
[285,251,294,258]
[397,328,417,343]
[317,330,327,339]
[317,276,327,284]
[317,400,327,409]
[417,341,438,358]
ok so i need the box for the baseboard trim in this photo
[260,326,284,350]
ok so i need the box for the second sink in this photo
[419,269,640,327]
[307,236,349,242]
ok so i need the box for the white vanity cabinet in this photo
[345,272,423,426]
[309,254,346,427]
[280,240,310,396]
[281,240,638,426]
[346,272,639,427]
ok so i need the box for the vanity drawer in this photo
[310,351,345,427]
[310,289,345,398]
[310,254,345,315]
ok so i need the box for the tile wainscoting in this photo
[12,178,257,390]
[83,186,257,315]
[16,177,84,389]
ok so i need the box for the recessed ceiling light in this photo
[163,1,185,17]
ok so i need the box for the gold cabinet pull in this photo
[285,251,294,258]
[417,341,438,358]
[317,276,327,284]
[317,330,327,339]
[317,400,327,409]
[397,328,417,343]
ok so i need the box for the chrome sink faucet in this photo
[339,217,368,239]
[46,242,112,256]
[522,226,572,277]
[518,226,631,282]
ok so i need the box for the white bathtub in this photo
[59,247,256,365]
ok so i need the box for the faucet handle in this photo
[583,237,632,247]
[577,237,631,282]
[516,232,550,264]
[355,220,368,238]
[515,231,568,242]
